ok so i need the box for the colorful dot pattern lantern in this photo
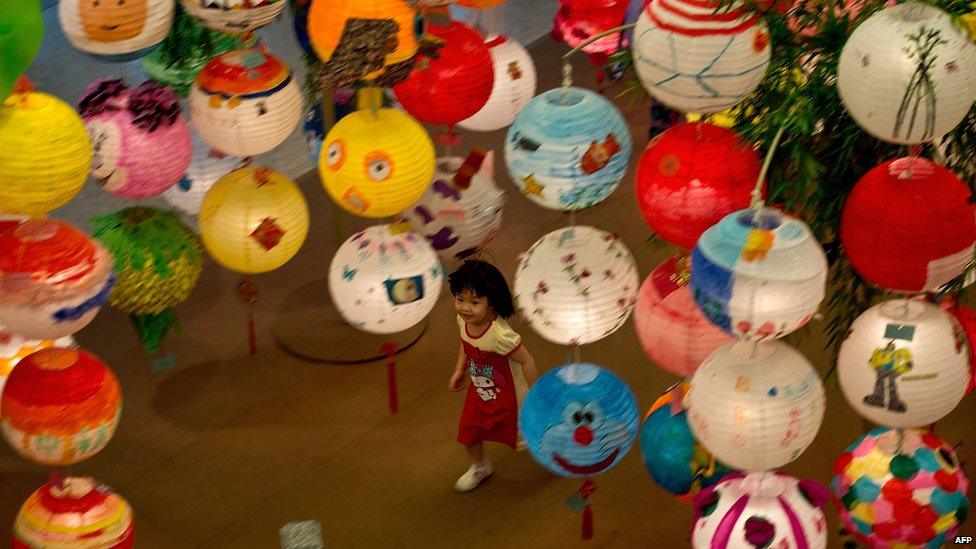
[687,341,826,471]
[0,220,115,340]
[519,362,638,478]
[189,47,302,157]
[632,0,771,114]
[505,87,632,211]
[514,226,639,346]
[692,472,830,549]
[457,35,536,132]
[78,78,192,199]
[553,0,630,57]
[180,0,285,34]
[12,476,135,548]
[199,165,309,275]
[838,299,969,429]
[691,208,827,341]
[0,326,75,398]
[58,0,174,62]
[634,256,735,377]
[838,2,976,145]
[163,129,245,217]
[0,92,92,218]
[840,158,976,293]
[319,107,435,218]
[636,122,761,250]
[1,348,122,466]
[329,224,443,334]
[833,428,970,548]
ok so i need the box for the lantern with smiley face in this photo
[59,0,174,62]
[180,0,286,35]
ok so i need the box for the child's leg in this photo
[464,442,484,464]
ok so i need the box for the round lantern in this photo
[833,428,971,548]
[292,0,312,53]
[328,224,443,334]
[942,300,976,395]
[691,208,827,341]
[514,226,639,346]
[12,476,135,548]
[199,165,309,275]
[163,129,245,217]
[402,154,505,267]
[0,325,75,398]
[0,91,92,217]
[189,47,302,157]
[58,0,174,62]
[0,220,115,340]
[1,348,122,466]
[519,362,638,478]
[692,472,830,549]
[504,87,632,211]
[553,0,630,56]
[78,78,191,199]
[180,0,285,34]
[632,0,771,113]
[838,299,969,429]
[457,34,536,132]
[687,341,826,470]
[319,107,435,218]
[840,158,976,293]
[636,123,761,250]
[837,2,976,145]
[634,256,735,377]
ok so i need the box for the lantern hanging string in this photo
[560,23,637,99]
[749,122,789,215]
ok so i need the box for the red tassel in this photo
[380,343,400,414]
[237,277,260,356]
[247,311,256,356]
[582,504,593,540]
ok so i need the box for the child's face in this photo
[454,289,492,324]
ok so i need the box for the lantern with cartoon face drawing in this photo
[180,0,286,35]
[59,0,174,62]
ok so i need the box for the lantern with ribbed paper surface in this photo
[632,0,771,113]
[58,0,173,62]
[687,341,826,471]
[458,35,536,132]
[692,472,830,549]
[840,158,976,293]
[833,428,970,548]
[1,348,121,466]
[514,226,639,346]
[553,0,630,57]
[163,129,245,217]
[636,123,761,250]
[0,325,75,398]
[691,208,827,341]
[189,47,302,157]
[504,87,632,211]
[837,2,976,145]
[180,0,285,34]
[12,476,135,548]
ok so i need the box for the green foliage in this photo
[130,310,181,356]
[91,207,201,279]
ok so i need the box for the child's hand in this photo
[449,370,467,391]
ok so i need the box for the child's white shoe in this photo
[454,460,493,493]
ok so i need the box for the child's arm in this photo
[509,345,538,385]
[449,343,467,391]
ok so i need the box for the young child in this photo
[448,260,537,493]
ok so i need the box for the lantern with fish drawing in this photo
[180,0,286,35]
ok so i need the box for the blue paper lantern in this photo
[519,362,638,478]
[292,0,311,54]
[504,87,632,211]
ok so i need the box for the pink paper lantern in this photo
[553,0,630,59]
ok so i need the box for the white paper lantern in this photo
[58,0,174,62]
[838,299,969,428]
[632,0,771,114]
[163,130,244,217]
[837,2,976,145]
[514,226,639,346]
[180,0,285,34]
[329,225,443,335]
[687,341,826,471]
[457,35,537,132]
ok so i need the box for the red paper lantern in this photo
[841,158,976,292]
[635,123,761,250]
[553,0,630,59]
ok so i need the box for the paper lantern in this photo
[553,0,630,57]
[0,0,43,102]
[12,476,135,548]
[692,472,830,549]
[1,348,122,466]
[519,362,638,478]
[457,35,536,132]
[319,107,435,218]
[837,3,976,145]
[833,428,970,548]
[942,300,976,395]
[189,47,302,157]
[0,220,115,340]
[634,256,735,377]
[0,325,75,398]
[691,208,827,341]
[180,0,285,34]
[514,226,639,346]
[687,341,826,470]
[292,0,312,53]
[838,299,968,429]
[632,0,771,113]
[840,158,976,293]
[0,91,92,217]
[163,129,245,217]
[504,87,632,211]
[58,0,173,62]
[636,123,761,250]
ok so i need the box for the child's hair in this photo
[448,260,516,319]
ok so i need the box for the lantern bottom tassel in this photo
[381,342,400,414]
[579,478,598,540]
[238,276,260,356]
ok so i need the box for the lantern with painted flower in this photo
[163,129,245,217]
[180,0,285,34]
[458,35,536,132]
[58,0,174,62]
[0,325,75,398]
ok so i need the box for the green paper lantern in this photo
[0,0,43,101]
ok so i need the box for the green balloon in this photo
[0,0,43,101]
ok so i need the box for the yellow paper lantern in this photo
[319,107,435,218]
[0,92,92,217]
[198,165,309,274]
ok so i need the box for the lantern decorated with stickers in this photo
[58,0,174,62]
[163,129,245,217]
[458,35,537,133]
[0,325,75,398]
[180,0,285,35]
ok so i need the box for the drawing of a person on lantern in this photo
[863,340,912,413]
